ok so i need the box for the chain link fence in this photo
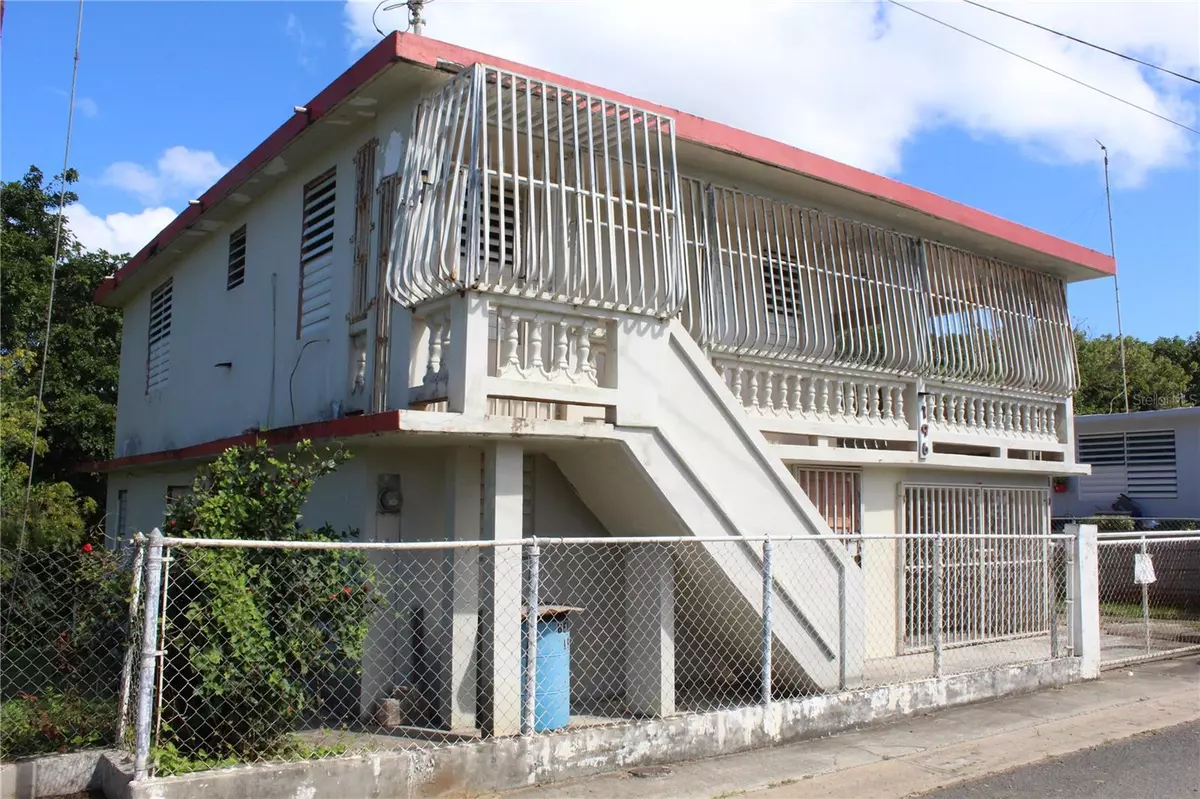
[1093,530,1200,668]
[124,529,1074,777]
[0,545,142,760]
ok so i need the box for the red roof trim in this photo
[96,32,1114,305]
[81,411,403,473]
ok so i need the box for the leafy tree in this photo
[158,442,377,765]
[0,351,96,550]
[1073,330,1191,414]
[1,166,124,515]
[1150,333,1200,406]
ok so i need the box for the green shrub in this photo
[0,690,113,759]
[0,544,127,760]
[159,442,378,763]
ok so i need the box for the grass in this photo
[1099,601,1200,623]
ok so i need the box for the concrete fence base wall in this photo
[99,658,1081,799]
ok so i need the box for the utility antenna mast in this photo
[406,0,426,35]
[1097,141,1130,414]
[380,0,426,35]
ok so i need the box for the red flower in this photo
[81,543,93,553]
[329,593,337,600]
[343,586,352,596]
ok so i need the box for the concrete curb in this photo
[116,659,1080,799]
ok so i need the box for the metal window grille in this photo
[790,467,861,561]
[901,485,1051,651]
[371,174,402,413]
[299,168,337,337]
[226,224,246,290]
[351,140,378,322]
[146,278,172,392]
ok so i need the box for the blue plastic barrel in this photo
[521,614,572,731]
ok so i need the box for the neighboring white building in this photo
[91,34,1113,735]
[1056,407,1199,521]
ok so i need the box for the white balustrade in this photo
[413,307,453,397]
[492,304,607,388]
[923,388,1060,442]
[714,358,908,429]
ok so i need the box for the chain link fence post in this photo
[761,535,773,705]
[1140,534,1151,656]
[522,538,539,736]
[116,535,147,746]
[133,528,165,781]
[932,531,944,679]
[1048,539,1060,659]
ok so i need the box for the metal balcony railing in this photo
[388,64,685,318]
[681,180,1077,399]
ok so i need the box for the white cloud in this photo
[286,13,313,69]
[101,146,229,204]
[344,0,1198,186]
[67,203,177,256]
[75,97,99,118]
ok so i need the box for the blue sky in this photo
[3,0,1197,341]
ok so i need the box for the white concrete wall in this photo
[113,98,419,459]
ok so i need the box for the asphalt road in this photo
[919,721,1200,799]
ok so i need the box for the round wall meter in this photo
[378,487,403,514]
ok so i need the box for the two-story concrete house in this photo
[89,33,1113,735]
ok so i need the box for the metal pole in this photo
[1140,535,1150,655]
[116,537,146,746]
[837,565,848,691]
[1048,539,1060,659]
[1064,531,1077,656]
[522,538,539,736]
[932,531,944,678]
[761,536,773,705]
[133,529,165,781]
[1098,142,1129,414]
[154,546,173,741]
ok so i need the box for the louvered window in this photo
[227,224,247,290]
[1078,430,1177,499]
[350,140,377,321]
[763,252,801,318]
[461,179,520,275]
[1125,431,1177,498]
[146,278,172,392]
[299,168,337,337]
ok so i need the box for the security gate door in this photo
[902,485,1051,651]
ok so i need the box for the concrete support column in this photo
[1066,523,1100,679]
[479,442,524,737]
[861,469,900,659]
[623,543,675,717]
[447,293,490,416]
[438,447,482,731]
